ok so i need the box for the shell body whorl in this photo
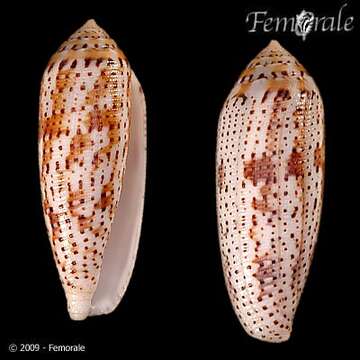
[216,40,325,342]
[39,20,145,320]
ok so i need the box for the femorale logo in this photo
[246,3,355,40]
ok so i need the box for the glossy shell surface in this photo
[39,20,146,320]
[216,40,324,342]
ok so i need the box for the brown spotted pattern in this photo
[39,20,131,320]
[216,41,324,342]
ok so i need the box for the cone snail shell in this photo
[39,19,146,320]
[216,41,325,342]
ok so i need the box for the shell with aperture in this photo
[39,19,146,320]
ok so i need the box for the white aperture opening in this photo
[90,72,146,316]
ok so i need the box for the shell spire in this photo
[260,40,297,62]
[68,19,110,39]
[216,41,324,342]
[39,20,146,320]
[83,19,98,28]
[268,40,283,50]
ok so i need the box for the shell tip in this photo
[268,40,282,49]
[246,325,291,343]
[69,311,89,321]
[84,19,98,28]
[67,295,91,321]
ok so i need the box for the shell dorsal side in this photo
[216,41,324,342]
